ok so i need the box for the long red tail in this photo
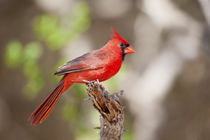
[29,78,72,125]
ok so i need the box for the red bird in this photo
[29,28,135,125]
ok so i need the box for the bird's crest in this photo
[111,27,128,44]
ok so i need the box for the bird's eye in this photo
[120,43,129,48]
[120,43,124,47]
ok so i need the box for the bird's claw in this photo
[83,79,100,84]
[83,80,90,83]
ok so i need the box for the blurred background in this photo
[1,0,210,140]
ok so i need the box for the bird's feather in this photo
[54,51,108,76]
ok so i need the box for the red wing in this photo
[54,51,106,76]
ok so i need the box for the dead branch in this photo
[86,80,124,140]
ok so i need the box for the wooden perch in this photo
[86,80,124,140]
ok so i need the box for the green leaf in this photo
[23,61,40,79]
[24,42,42,62]
[5,40,23,68]
[34,14,57,40]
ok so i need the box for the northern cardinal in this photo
[29,28,135,125]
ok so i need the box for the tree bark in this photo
[85,80,124,140]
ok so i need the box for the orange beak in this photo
[124,46,135,54]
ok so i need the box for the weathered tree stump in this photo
[85,80,124,140]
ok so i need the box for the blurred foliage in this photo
[5,41,44,98]
[5,40,23,68]
[124,132,134,140]
[73,84,87,99]
[23,42,44,98]
[62,102,79,122]
[34,2,90,50]
[24,42,42,62]
[4,2,90,99]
